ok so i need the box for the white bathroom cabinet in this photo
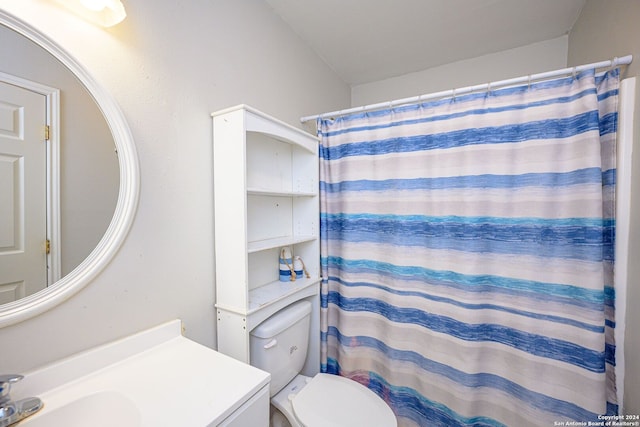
[212,105,320,375]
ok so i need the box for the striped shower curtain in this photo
[318,68,619,427]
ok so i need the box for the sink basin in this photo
[20,391,140,427]
[12,320,270,426]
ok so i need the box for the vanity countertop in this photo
[13,320,270,426]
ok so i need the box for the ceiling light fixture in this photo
[53,0,127,27]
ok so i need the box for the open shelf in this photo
[247,188,316,198]
[212,105,320,368]
[247,235,317,253]
[248,276,320,312]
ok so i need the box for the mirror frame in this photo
[0,9,139,327]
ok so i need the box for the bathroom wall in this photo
[0,0,349,372]
[351,36,569,106]
[568,0,640,414]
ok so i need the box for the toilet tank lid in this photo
[250,300,312,338]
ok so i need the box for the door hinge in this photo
[44,125,50,141]
[45,239,51,254]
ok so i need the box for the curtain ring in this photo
[610,57,619,72]
[527,75,532,89]
[452,88,457,100]
[572,67,577,80]
[487,82,492,96]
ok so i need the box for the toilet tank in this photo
[250,300,312,396]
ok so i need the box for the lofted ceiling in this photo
[265,0,586,85]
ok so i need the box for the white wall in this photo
[0,0,349,372]
[352,36,568,107]
[567,0,640,414]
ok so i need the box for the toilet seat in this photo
[291,374,396,427]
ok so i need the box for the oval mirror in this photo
[0,9,139,327]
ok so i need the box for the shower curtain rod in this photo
[300,54,633,123]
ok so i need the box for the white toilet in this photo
[250,300,397,427]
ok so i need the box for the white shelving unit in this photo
[212,105,320,375]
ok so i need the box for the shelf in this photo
[248,277,320,313]
[247,235,317,253]
[247,188,316,197]
[212,104,319,153]
[215,276,320,333]
[213,105,320,366]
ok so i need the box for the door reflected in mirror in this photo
[0,22,119,304]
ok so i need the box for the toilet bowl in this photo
[250,300,397,427]
[272,373,396,427]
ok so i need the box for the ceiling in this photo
[265,0,586,85]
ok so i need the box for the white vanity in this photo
[11,320,270,426]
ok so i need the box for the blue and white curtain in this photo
[318,68,619,427]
